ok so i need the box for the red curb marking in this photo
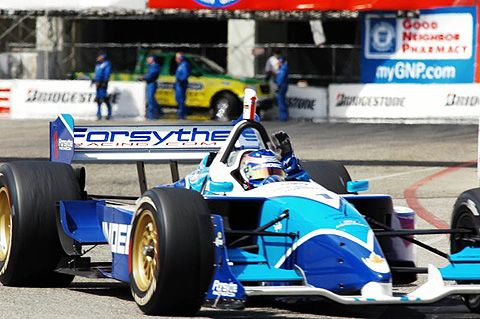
[404,160,477,230]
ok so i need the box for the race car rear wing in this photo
[50,114,233,164]
[49,114,234,192]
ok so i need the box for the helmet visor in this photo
[247,166,285,180]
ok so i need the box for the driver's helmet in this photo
[240,150,286,189]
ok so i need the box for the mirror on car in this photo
[209,181,234,193]
[346,180,369,193]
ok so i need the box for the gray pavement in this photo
[0,119,479,318]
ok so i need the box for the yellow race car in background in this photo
[75,52,273,121]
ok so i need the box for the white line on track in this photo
[366,167,441,182]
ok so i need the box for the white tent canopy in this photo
[0,0,146,11]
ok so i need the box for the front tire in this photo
[301,160,352,194]
[0,161,80,286]
[129,188,214,316]
[450,188,480,313]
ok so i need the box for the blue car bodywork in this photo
[49,114,480,311]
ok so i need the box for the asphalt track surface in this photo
[1,118,480,319]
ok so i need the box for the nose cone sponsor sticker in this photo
[193,0,240,8]
[362,252,390,274]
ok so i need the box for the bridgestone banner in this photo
[4,80,480,123]
[10,80,146,120]
[329,83,480,122]
[266,85,327,121]
[287,85,327,120]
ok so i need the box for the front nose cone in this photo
[294,233,391,294]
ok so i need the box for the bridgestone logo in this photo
[335,93,406,107]
[26,90,120,104]
[445,94,480,106]
[286,97,315,110]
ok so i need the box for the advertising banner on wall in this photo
[266,85,327,121]
[286,85,328,120]
[329,83,480,122]
[10,80,146,120]
[148,0,474,11]
[361,7,477,83]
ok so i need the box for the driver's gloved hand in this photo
[282,154,310,182]
[271,131,293,160]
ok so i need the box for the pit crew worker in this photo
[92,53,112,120]
[140,55,162,120]
[240,131,310,189]
[275,57,289,122]
[175,52,190,120]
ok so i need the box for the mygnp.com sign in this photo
[361,7,477,83]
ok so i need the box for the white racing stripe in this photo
[274,228,375,269]
[60,114,74,138]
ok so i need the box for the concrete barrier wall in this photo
[2,80,480,124]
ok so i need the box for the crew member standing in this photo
[141,55,162,120]
[265,51,280,94]
[265,51,280,81]
[175,52,190,120]
[92,53,112,120]
[275,57,289,122]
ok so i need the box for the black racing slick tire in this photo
[451,188,480,254]
[0,161,81,286]
[212,92,241,122]
[129,188,215,316]
[450,188,480,314]
[301,160,352,194]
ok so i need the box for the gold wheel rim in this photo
[0,187,12,262]
[132,210,158,292]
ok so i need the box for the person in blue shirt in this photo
[141,55,162,120]
[92,53,112,120]
[174,52,190,120]
[275,57,290,122]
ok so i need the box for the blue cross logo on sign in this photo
[193,0,240,8]
[368,18,397,54]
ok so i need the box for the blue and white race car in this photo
[1,94,480,316]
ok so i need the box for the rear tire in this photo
[450,188,480,313]
[212,92,241,121]
[451,188,480,254]
[129,188,214,316]
[301,161,352,194]
[0,161,80,286]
